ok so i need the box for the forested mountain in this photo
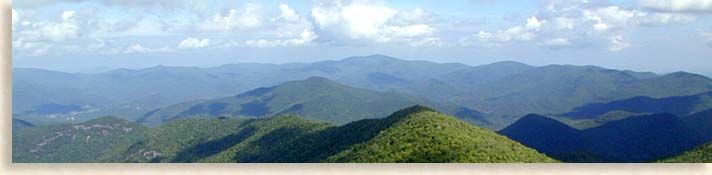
[15,55,712,129]
[324,106,557,163]
[137,77,493,128]
[13,117,150,162]
[13,106,555,163]
[660,142,712,163]
[500,113,704,162]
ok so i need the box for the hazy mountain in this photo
[500,113,703,162]
[13,106,554,163]
[137,77,492,128]
[13,55,712,129]
[460,66,712,118]
[564,92,712,119]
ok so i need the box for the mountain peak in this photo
[303,76,332,82]
[341,54,400,63]
[327,105,558,163]
[385,105,437,120]
[666,71,710,80]
[503,114,575,132]
[486,61,531,67]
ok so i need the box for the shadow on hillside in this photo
[172,127,257,162]
[232,107,427,162]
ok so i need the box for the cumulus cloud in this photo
[461,16,542,46]
[640,0,712,12]
[541,37,571,46]
[41,10,82,42]
[464,0,703,51]
[309,0,439,46]
[178,37,210,49]
[246,29,318,47]
[124,44,172,54]
[197,3,263,32]
[277,4,299,22]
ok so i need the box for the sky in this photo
[10,0,712,76]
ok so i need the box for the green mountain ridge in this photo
[137,76,494,128]
[13,106,556,163]
[326,106,557,163]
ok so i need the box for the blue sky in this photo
[11,0,712,76]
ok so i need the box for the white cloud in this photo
[178,37,210,49]
[38,10,82,42]
[607,35,630,51]
[526,16,544,30]
[12,39,50,56]
[385,24,434,38]
[635,13,697,26]
[12,9,19,31]
[553,17,575,30]
[246,29,318,47]
[341,3,397,37]
[468,16,540,45]
[310,0,437,46]
[277,4,299,22]
[583,6,644,31]
[124,44,172,53]
[408,37,444,47]
[198,3,263,32]
[541,38,571,46]
[640,0,712,12]
[465,2,688,51]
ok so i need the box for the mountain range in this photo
[12,54,712,163]
[13,106,556,163]
[136,76,492,128]
[14,55,712,129]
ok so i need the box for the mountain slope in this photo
[660,142,712,163]
[501,113,703,162]
[12,116,150,163]
[498,114,587,156]
[682,109,712,141]
[582,113,702,162]
[122,115,330,163]
[325,106,557,163]
[13,106,554,163]
[138,77,490,128]
[12,118,34,132]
